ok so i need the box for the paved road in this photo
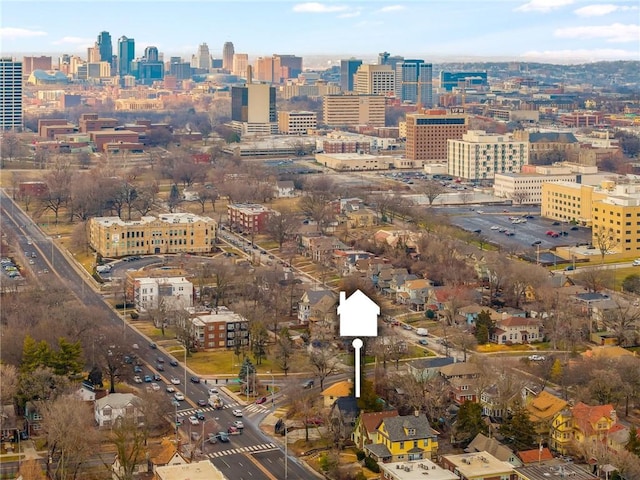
[0,189,318,480]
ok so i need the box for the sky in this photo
[1,0,639,65]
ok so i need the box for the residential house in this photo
[458,304,500,327]
[302,235,347,263]
[274,180,296,198]
[466,433,522,467]
[94,393,143,428]
[297,288,337,326]
[333,250,375,276]
[525,390,568,436]
[344,207,377,228]
[514,463,597,480]
[490,317,543,345]
[516,448,555,465]
[374,266,410,295]
[112,455,148,479]
[407,357,455,382]
[480,383,520,420]
[440,451,516,480]
[321,380,352,408]
[440,363,481,405]
[364,413,439,463]
[550,402,618,455]
[396,278,432,312]
[24,401,42,437]
[148,437,188,472]
[605,423,630,455]
[352,410,399,450]
[0,405,19,442]
[329,397,360,441]
[378,459,459,480]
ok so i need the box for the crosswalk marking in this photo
[177,402,269,417]
[207,443,278,458]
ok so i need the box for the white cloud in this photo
[521,48,639,62]
[292,2,349,13]
[555,23,639,43]
[52,36,94,46]
[0,27,47,40]
[515,0,574,13]
[375,5,406,13]
[338,11,361,18]
[574,4,638,17]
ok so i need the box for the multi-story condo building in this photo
[222,41,234,71]
[230,83,277,136]
[277,110,316,135]
[340,58,362,92]
[439,71,487,91]
[117,36,135,76]
[0,58,23,130]
[405,109,468,162]
[354,64,395,95]
[395,60,432,106]
[493,165,581,204]
[184,306,249,351]
[132,276,193,313]
[232,53,249,77]
[227,203,273,233]
[88,213,217,257]
[322,94,386,128]
[447,130,529,181]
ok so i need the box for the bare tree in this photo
[510,191,530,205]
[308,347,341,391]
[574,267,609,293]
[601,302,640,347]
[421,180,445,206]
[0,364,18,404]
[266,209,299,251]
[593,225,619,264]
[108,414,148,480]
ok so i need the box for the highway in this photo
[0,189,317,480]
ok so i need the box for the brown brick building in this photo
[405,109,468,162]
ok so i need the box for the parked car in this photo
[232,409,243,417]
[528,355,546,362]
[153,373,161,381]
[133,375,143,384]
[133,365,142,373]
[150,382,160,391]
[302,380,314,389]
[143,375,152,383]
[418,339,428,346]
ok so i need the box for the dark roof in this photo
[410,357,456,370]
[334,397,360,418]
[303,289,336,306]
[365,442,392,458]
[575,292,609,302]
[381,414,439,442]
[528,132,578,144]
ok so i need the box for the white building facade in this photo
[447,130,529,181]
[133,276,193,313]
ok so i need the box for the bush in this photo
[129,311,139,320]
[364,456,380,473]
[355,449,366,461]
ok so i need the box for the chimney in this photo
[340,291,346,305]
[414,409,420,417]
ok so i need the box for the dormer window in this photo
[407,428,415,435]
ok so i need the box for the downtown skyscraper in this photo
[222,41,234,72]
[0,57,23,130]
[97,31,113,62]
[118,36,135,76]
[396,60,433,107]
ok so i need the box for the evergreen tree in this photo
[21,335,51,374]
[499,404,536,449]
[238,358,255,382]
[475,311,494,344]
[52,338,83,376]
[455,401,486,444]
[355,379,382,412]
[626,424,640,457]
[550,359,563,383]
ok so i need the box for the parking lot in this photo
[446,205,593,254]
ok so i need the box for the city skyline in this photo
[1,0,639,65]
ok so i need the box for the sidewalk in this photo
[0,440,43,462]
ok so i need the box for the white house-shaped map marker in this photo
[337,290,380,397]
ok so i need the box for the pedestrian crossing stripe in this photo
[177,403,269,417]
[207,443,278,458]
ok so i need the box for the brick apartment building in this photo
[227,203,273,234]
[184,307,249,350]
[405,109,468,162]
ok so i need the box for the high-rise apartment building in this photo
[396,60,432,106]
[340,58,362,92]
[0,58,23,130]
[447,130,528,181]
[322,94,386,128]
[118,36,135,76]
[97,31,112,62]
[232,53,249,77]
[222,42,234,71]
[192,43,212,71]
[354,64,395,95]
[405,110,468,162]
[231,83,277,135]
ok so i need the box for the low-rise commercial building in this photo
[277,110,316,134]
[440,452,515,480]
[89,213,216,257]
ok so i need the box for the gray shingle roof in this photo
[382,414,439,442]
[365,442,392,458]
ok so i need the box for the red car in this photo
[255,396,267,405]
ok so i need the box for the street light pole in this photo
[267,371,275,407]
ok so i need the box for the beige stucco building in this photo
[89,213,217,257]
[322,94,386,128]
[354,64,395,95]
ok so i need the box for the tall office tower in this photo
[231,83,277,135]
[87,45,101,63]
[396,60,432,106]
[144,46,159,63]
[97,31,112,62]
[253,56,274,83]
[378,51,404,70]
[273,55,302,83]
[340,58,362,92]
[354,64,395,95]
[322,94,386,128]
[222,42,234,71]
[439,71,488,91]
[118,36,135,76]
[232,53,249,77]
[193,43,212,71]
[405,109,468,162]
[136,46,164,85]
[0,58,23,130]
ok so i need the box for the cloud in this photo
[292,2,349,13]
[521,48,639,62]
[515,0,574,13]
[375,5,406,13]
[0,27,47,40]
[338,10,361,18]
[52,36,94,46]
[574,4,638,17]
[554,23,639,43]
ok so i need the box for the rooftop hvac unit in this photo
[396,465,401,469]
[432,465,436,469]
